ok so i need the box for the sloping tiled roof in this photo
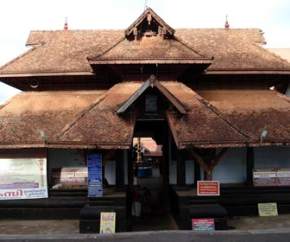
[268,48,290,62]
[1,28,290,76]
[0,81,289,149]
[58,82,141,149]
[88,36,211,64]
[198,90,290,145]
[164,82,248,148]
[0,90,106,148]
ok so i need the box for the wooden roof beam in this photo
[117,75,186,115]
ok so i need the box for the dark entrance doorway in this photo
[128,120,176,231]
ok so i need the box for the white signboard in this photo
[100,212,116,234]
[0,158,48,200]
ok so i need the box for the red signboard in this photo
[192,218,215,231]
[197,181,220,196]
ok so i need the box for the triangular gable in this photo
[125,7,175,39]
[117,75,186,115]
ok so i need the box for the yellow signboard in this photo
[100,212,116,234]
[258,203,278,217]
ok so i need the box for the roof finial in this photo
[225,15,230,29]
[64,17,68,31]
[144,0,149,10]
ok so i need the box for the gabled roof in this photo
[125,7,175,38]
[1,29,290,78]
[116,75,186,114]
[88,34,212,65]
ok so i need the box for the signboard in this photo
[52,167,88,190]
[0,158,48,200]
[197,181,220,196]
[253,169,290,187]
[100,212,116,234]
[192,218,215,232]
[87,153,103,197]
[258,203,278,217]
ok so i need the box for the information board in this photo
[87,153,103,197]
[100,212,116,234]
[258,203,278,217]
[254,169,290,187]
[197,181,220,196]
[0,158,48,200]
[192,218,215,231]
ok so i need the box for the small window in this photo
[145,94,158,113]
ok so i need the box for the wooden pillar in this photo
[246,147,254,185]
[194,158,201,185]
[127,149,134,187]
[176,150,186,186]
[116,150,125,187]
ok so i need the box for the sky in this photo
[0,0,290,104]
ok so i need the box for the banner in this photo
[254,169,290,186]
[87,153,103,197]
[0,158,48,200]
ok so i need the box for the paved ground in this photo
[2,230,290,242]
[228,214,290,230]
[1,214,290,235]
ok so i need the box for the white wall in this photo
[254,147,290,169]
[104,161,116,185]
[212,148,247,184]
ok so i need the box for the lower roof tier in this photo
[0,81,289,149]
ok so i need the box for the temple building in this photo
[0,8,290,231]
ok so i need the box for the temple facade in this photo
[0,8,290,231]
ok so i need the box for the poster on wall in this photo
[87,153,103,197]
[0,158,48,200]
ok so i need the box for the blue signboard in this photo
[87,153,103,198]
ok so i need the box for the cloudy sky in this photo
[0,0,289,103]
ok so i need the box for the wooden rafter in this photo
[116,75,186,115]
[186,145,228,180]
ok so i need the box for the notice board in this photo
[87,153,103,197]
[197,181,220,196]
[0,158,48,200]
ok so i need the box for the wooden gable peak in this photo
[117,75,186,115]
[125,8,175,40]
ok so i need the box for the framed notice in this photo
[192,218,215,232]
[87,153,103,198]
[100,212,116,234]
[258,203,278,217]
[197,181,220,196]
[0,158,48,200]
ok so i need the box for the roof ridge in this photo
[174,36,213,60]
[58,93,108,138]
[87,36,126,60]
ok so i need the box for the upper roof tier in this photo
[0,8,290,77]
